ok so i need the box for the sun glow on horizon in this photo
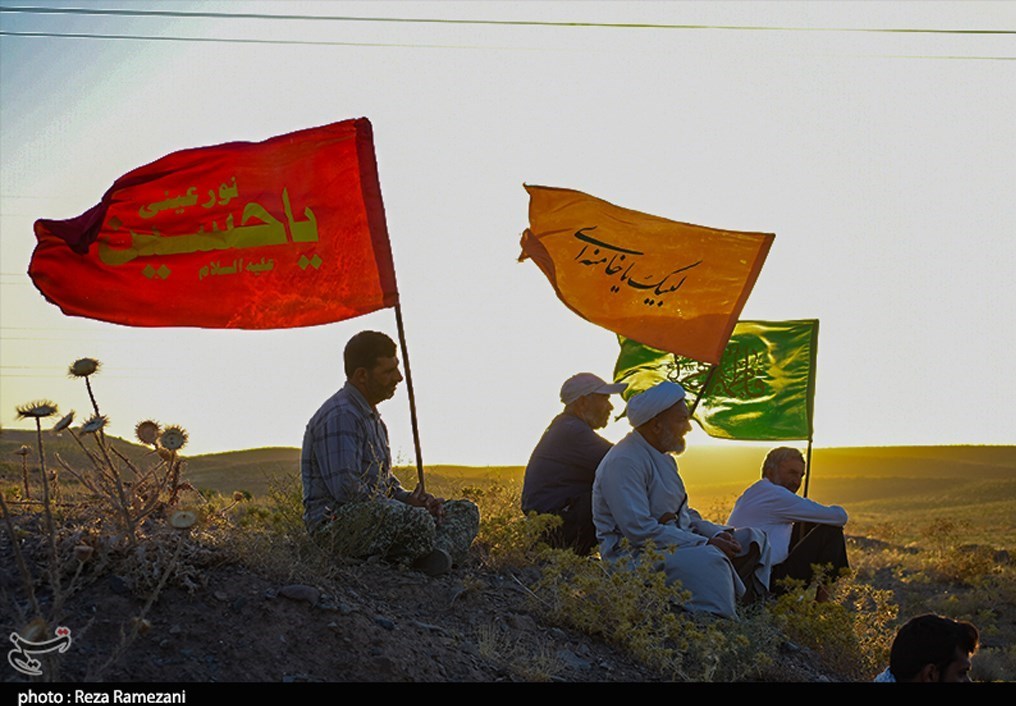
[2,1,1014,465]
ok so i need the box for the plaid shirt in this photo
[301,382,410,529]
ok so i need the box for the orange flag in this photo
[29,118,398,328]
[519,185,773,364]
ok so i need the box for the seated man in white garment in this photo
[592,381,771,620]
[726,447,849,601]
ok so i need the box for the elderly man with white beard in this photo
[592,381,772,620]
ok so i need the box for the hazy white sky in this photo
[2,1,1014,466]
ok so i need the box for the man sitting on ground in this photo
[593,381,772,620]
[726,447,849,600]
[301,330,479,576]
[521,373,626,555]
[874,614,979,682]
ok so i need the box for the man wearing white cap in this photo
[521,372,627,555]
[592,381,772,619]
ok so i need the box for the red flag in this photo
[29,118,399,328]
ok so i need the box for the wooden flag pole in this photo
[394,303,426,493]
[802,320,819,499]
[803,437,814,498]
[687,364,719,416]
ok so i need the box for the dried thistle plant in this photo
[16,401,58,420]
[53,411,75,432]
[4,360,202,681]
[159,426,188,452]
[68,358,100,378]
[15,444,32,499]
[158,426,188,504]
[68,358,102,418]
[80,415,108,435]
[13,400,62,626]
[134,420,160,446]
[51,358,195,544]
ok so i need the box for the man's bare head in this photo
[344,331,402,406]
[889,614,979,682]
[762,447,806,494]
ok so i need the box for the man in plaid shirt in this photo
[301,330,478,576]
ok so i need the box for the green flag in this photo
[614,319,819,441]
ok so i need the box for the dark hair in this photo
[889,614,979,681]
[344,331,397,378]
[761,446,804,479]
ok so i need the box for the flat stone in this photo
[505,613,537,631]
[279,584,320,605]
[374,616,395,631]
[556,649,592,670]
[374,656,395,673]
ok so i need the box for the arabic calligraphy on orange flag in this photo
[29,118,398,328]
[518,185,774,364]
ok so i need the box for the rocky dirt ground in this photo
[2,527,845,684]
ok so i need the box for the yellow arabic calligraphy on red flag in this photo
[29,118,398,329]
[519,185,773,364]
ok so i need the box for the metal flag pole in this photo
[393,302,426,493]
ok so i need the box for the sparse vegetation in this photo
[2,375,1013,681]
[529,543,778,681]
[476,621,563,681]
[769,568,897,679]
[1,360,224,679]
[459,482,562,570]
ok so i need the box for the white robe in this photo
[726,478,848,564]
[592,431,771,619]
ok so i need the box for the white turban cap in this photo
[625,381,687,427]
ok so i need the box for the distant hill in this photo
[0,428,300,498]
[0,427,158,479]
[2,427,1013,501]
[183,447,301,495]
[675,444,1016,512]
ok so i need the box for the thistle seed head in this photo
[135,420,161,445]
[16,401,58,419]
[159,426,188,451]
[80,414,108,434]
[68,358,101,378]
[53,411,75,432]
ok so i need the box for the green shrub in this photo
[530,544,776,681]
[464,482,561,569]
[770,568,897,680]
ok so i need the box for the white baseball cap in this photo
[560,373,627,405]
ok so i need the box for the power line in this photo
[1,4,1012,35]
[2,29,1012,61]
[0,29,490,50]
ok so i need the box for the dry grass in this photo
[5,381,1013,682]
[475,622,564,681]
